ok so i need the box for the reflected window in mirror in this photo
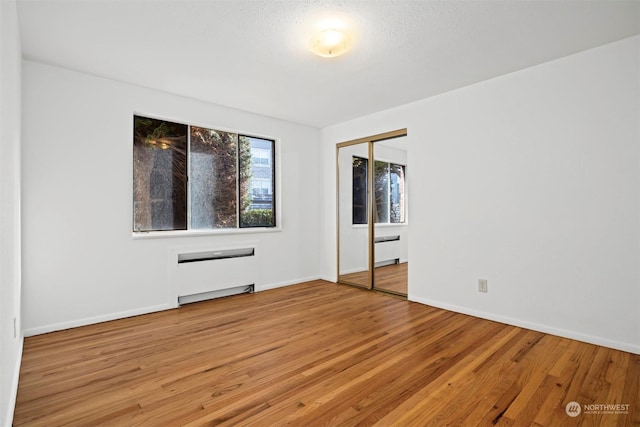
[352,156,405,225]
[352,156,368,224]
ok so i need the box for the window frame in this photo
[132,114,280,239]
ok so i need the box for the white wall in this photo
[323,36,640,354]
[0,0,23,424]
[22,61,322,335]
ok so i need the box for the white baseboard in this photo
[257,276,322,292]
[4,335,23,427]
[409,295,640,355]
[23,303,174,337]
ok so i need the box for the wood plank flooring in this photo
[14,280,640,426]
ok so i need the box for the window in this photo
[133,116,275,232]
[352,156,405,225]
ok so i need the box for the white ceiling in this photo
[16,0,640,128]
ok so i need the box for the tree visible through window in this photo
[352,156,405,225]
[190,126,238,229]
[133,116,275,232]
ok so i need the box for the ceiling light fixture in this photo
[310,28,350,58]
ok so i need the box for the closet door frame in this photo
[336,128,407,291]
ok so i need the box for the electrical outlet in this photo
[478,279,488,293]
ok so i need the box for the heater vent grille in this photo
[178,247,255,263]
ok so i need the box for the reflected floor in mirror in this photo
[374,262,408,295]
[338,271,370,289]
[340,263,408,296]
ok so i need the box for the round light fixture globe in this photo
[310,29,350,58]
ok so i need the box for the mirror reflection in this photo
[373,138,408,296]
[338,142,371,288]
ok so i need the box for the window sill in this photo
[132,227,282,240]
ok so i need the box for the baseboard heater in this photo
[374,235,400,268]
[173,246,258,306]
[178,284,254,305]
[178,247,255,263]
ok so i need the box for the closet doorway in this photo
[337,129,408,297]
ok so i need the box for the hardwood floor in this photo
[15,280,639,426]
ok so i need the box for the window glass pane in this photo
[390,163,405,223]
[133,116,187,231]
[190,126,237,229]
[352,156,368,224]
[239,136,275,227]
[374,160,389,223]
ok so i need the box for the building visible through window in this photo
[240,136,275,227]
[247,139,274,211]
